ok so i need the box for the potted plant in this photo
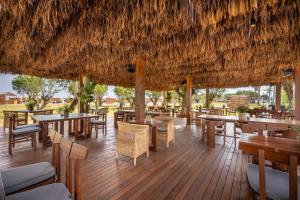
[292,126,300,143]
[25,101,35,111]
[237,106,250,121]
[58,104,72,118]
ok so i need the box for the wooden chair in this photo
[154,116,175,148]
[266,123,290,138]
[234,122,266,148]
[116,122,149,166]
[8,115,41,156]
[88,108,108,137]
[0,130,60,196]
[123,112,135,122]
[3,111,28,132]
[2,137,88,200]
[60,138,88,200]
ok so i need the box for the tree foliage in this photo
[94,84,108,107]
[206,88,226,107]
[146,91,161,105]
[40,79,69,109]
[12,75,68,109]
[114,86,135,108]
[79,81,95,112]
[12,75,43,100]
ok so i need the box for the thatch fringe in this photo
[0,0,299,90]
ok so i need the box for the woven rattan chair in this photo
[154,116,175,148]
[116,122,149,166]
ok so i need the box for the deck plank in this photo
[0,118,254,200]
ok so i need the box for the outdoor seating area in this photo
[1,1,300,200]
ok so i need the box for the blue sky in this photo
[0,73,117,98]
[0,73,265,98]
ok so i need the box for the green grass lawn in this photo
[0,103,117,125]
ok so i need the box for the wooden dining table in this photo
[239,135,300,200]
[32,113,99,146]
[198,115,300,147]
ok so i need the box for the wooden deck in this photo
[0,118,254,200]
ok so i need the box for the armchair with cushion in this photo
[116,122,149,166]
[154,116,175,148]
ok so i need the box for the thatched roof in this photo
[0,0,299,90]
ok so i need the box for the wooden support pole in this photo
[135,58,145,122]
[186,77,192,125]
[78,75,85,113]
[206,88,209,108]
[295,65,300,120]
[275,83,281,111]
[78,75,89,113]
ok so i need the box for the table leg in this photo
[54,121,59,131]
[74,119,79,139]
[258,150,266,200]
[290,155,297,200]
[38,122,43,141]
[149,126,157,152]
[114,112,118,128]
[207,120,215,148]
[42,122,50,147]
[68,120,73,136]
[60,121,64,135]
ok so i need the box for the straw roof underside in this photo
[0,0,300,90]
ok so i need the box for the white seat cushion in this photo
[247,163,300,200]
[1,162,55,195]
[5,183,70,200]
[15,124,39,130]
[90,119,105,124]
[12,127,41,136]
[157,127,167,132]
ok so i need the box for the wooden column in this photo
[135,59,145,122]
[78,75,84,113]
[186,77,192,125]
[78,75,89,113]
[275,83,281,111]
[205,88,209,108]
[295,65,300,120]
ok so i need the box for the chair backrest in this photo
[117,122,149,138]
[98,108,108,114]
[123,113,135,122]
[8,115,18,138]
[60,138,88,200]
[266,123,289,132]
[3,111,15,128]
[241,124,258,134]
[49,129,63,181]
[247,122,267,131]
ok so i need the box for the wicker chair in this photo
[154,116,175,148]
[116,122,149,166]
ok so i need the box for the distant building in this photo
[104,97,118,105]
[0,92,19,105]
